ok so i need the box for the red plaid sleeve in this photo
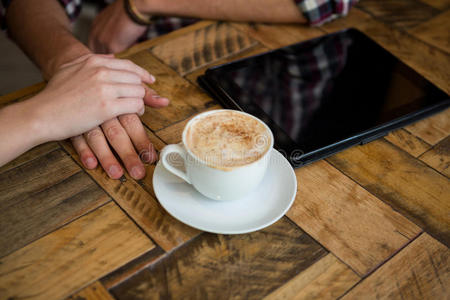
[293,0,359,26]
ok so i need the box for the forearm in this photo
[6,0,90,79]
[0,98,46,166]
[137,0,306,23]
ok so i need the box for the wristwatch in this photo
[124,0,158,25]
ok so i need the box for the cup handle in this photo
[160,144,192,184]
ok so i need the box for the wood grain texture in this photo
[384,129,431,157]
[155,104,222,144]
[343,233,449,299]
[419,136,450,177]
[127,50,212,131]
[117,21,215,59]
[322,8,450,95]
[101,247,165,289]
[0,149,80,210]
[151,22,258,76]
[67,281,115,300]
[287,160,421,276]
[355,0,439,29]
[0,202,154,300]
[60,140,201,252]
[184,44,269,86]
[264,254,360,300]
[409,10,450,53]
[230,22,324,49]
[111,218,327,300]
[0,171,110,258]
[418,0,450,10]
[320,7,372,33]
[405,108,450,145]
[327,139,450,247]
[0,142,59,174]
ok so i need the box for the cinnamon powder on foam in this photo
[185,111,271,169]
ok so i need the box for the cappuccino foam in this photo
[185,111,271,168]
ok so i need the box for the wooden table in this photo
[0,2,449,299]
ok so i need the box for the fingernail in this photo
[131,166,145,179]
[108,165,121,177]
[149,74,156,83]
[85,157,96,169]
[141,150,151,163]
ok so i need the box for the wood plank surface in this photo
[184,44,269,86]
[0,202,154,300]
[264,254,360,300]
[287,160,421,276]
[230,22,324,49]
[0,171,110,258]
[384,129,431,157]
[327,139,450,247]
[111,218,327,300]
[343,233,449,299]
[101,247,165,289]
[355,0,439,29]
[117,21,215,59]
[405,108,450,146]
[151,22,258,76]
[419,136,450,177]
[0,142,60,174]
[127,50,212,131]
[409,10,450,53]
[60,140,201,252]
[0,149,80,210]
[418,0,450,10]
[67,281,115,300]
[322,8,450,95]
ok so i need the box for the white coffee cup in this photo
[160,109,274,201]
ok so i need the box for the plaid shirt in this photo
[219,32,351,141]
[1,0,358,33]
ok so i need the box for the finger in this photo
[71,135,98,169]
[87,56,155,83]
[119,114,158,164]
[143,86,170,108]
[105,69,142,84]
[101,118,146,179]
[112,97,144,116]
[113,83,146,98]
[84,126,124,179]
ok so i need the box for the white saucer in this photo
[153,149,297,234]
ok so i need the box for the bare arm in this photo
[135,0,306,23]
[6,0,90,79]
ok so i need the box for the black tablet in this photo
[198,28,449,167]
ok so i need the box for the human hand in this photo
[37,54,169,180]
[33,54,154,141]
[88,0,147,53]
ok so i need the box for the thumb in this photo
[143,86,170,108]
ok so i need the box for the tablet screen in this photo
[201,29,449,162]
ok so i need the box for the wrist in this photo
[46,41,91,79]
[2,97,49,149]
